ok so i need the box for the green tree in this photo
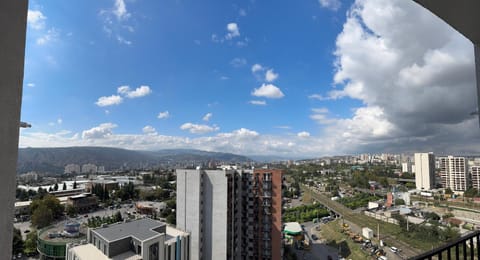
[114,211,123,222]
[12,227,24,255]
[395,199,405,206]
[24,231,37,256]
[30,195,64,228]
[53,183,58,191]
[66,205,77,217]
[31,204,53,228]
[73,181,77,189]
[62,182,67,190]
[464,188,479,198]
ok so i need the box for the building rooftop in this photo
[69,244,109,260]
[69,243,142,260]
[92,218,165,242]
[283,222,302,235]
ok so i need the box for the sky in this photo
[19,0,480,158]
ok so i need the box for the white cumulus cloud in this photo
[142,125,157,135]
[117,85,152,98]
[265,69,279,82]
[203,113,213,122]
[158,111,170,119]
[180,123,219,134]
[252,84,284,99]
[226,23,240,40]
[251,64,264,73]
[95,95,123,107]
[82,123,117,139]
[297,131,311,138]
[27,10,46,30]
[113,0,130,20]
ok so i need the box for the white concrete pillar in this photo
[0,0,28,259]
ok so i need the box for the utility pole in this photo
[406,215,409,231]
[377,223,380,241]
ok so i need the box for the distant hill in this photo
[17,147,253,174]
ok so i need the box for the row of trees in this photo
[283,204,329,222]
[12,227,37,256]
[337,193,382,209]
[86,212,123,228]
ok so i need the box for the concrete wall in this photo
[203,170,229,260]
[0,1,28,259]
[176,169,202,260]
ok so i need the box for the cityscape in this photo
[10,151,480,259]
[2,0,480,260]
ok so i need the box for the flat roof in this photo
[15,201,31,207]
[69,244,109,260]
[284,222,302,235]
[93,218,165,242]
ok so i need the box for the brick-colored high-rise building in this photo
[176,168,283,260]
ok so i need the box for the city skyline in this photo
[20,0,480,157]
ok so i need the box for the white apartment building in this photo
[81,164,98,174]
[65,164,81,174]
[439,156,468,192]
[414,153,435,190]
[176,168,284,260]
[402,162,412,174]
[471,166,480,190]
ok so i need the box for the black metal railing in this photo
[410,230,480,260]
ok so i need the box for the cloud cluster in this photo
[315,0,480,153]
[27,10,46,30]
[100,0,134,45]
[27,9,59,45]
[96,85,151,107]
[319,0,341,11]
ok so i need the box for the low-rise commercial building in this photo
[66,218,189,260]
[66,193,98,213]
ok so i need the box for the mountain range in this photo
[17,147,253,174]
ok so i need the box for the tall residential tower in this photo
[176,168,283,260]
[414,153,436,190]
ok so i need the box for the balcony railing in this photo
[409,230,480,260]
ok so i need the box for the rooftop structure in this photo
[75,218,189,260]
[37,221,86,259]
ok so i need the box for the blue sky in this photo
[20,0,480,157]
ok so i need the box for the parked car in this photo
[390,246,400,253]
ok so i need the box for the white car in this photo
[390,246,399,253]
